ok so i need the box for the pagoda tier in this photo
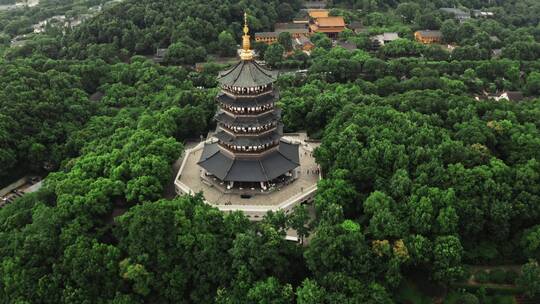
[198,16,299,184]
[215,109,281,130]
[217,91,278,110]
[198,140,299,182]
[215,124,283,148]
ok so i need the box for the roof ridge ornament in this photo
[240,11,254,61]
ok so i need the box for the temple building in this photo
[255,23,309,45]
[415,30,443,44]
[174,13,320,220]
[309,16,346,38]
[254,32,279,44]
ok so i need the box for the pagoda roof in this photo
[197,141,300,182]
[215,126,283,146]
[215,109,281,127]
[218,60,278,88]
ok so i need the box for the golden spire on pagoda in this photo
[240,11,253,60]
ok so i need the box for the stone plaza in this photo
[174,132,320,220]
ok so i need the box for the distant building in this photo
[293,36,315,52]
[472,9,494,18]
[32,15,67,33]
[153,48,168,63]
[309,16,346,38]
[10,34,30,47]
[475,91,524,102]
[337,40,357,51]
[275,23,310,38]
[195,62,206,72]
[348,21,364,34]
[293,10,310,24]
[371,32,399,46]
[494,91,524,102]
[293,18,310,24]
[89,91,104,102]
[255,32,278,44]
[439,7,471,22]
[156,48,167,57]
[308,9,329,19]
[492,49,502,58]
[255,23,310,45]
[415,30,443,44]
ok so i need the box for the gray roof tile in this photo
[218,60,278,87]
[198,141,300,182]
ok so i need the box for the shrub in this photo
[462,266,472,280]
[504,270,519,285]
[490,295,518,304]
[457,292,480,304]
[489,269,507,284]
[475,270,490,283]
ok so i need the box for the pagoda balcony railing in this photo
[220,104,274,116]
[220,123,277,136]
[218,140,279,154]
[222,89,274,99]
[222,84,272,97]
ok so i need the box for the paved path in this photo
[163,142,199,199]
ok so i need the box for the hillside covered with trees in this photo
[2,0,540,303]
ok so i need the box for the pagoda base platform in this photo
[174,133,320,221]
[199,173,297,196]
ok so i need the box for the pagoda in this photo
[197,13,300,191]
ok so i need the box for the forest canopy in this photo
[2,0,540,303]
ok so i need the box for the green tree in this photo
[517,260,540,298]
[265,43,285,67]
[296,279,326,304]
[246,277,293,304]
[311,33,332,50]
[288,204,311,244]
[218,31,237,57]
[125,175,163,203]
[120,259,153,296]
[278,32,293,52]
[396,2,420,23]
[166,42,206,64]
[522,225,540,260]
[305,220,373,278]
[277,3,295,22]
[417,14,441,30]
[436,206,459,235]
[115,196,235,302]
[364,191,404,239]
[433,236,465,283]
[526,72,540,96]
[409,196,434,234]
[457,22,477,43]
[441,19,458,43]
[406,234,432,265]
